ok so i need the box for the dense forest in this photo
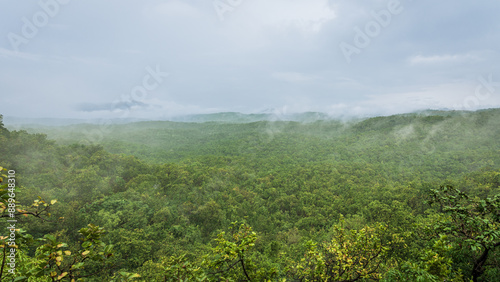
[1,109,500,281]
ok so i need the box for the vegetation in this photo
[1,109,500,280]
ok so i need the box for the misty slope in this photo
[14,109,500,181]
[2,110,500,281]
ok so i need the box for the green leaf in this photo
[82,241,92,248]
[45,234,56,242]
[71,262,85,270]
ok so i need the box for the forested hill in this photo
[1,109,500,281]
[14,108,500,180]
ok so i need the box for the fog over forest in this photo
[1,1,500,281]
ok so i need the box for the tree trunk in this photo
[471,247,490,282]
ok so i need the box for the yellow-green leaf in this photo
[58,272,68,280]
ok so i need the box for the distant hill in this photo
[7,109,491,128]
[168,111,332,123]
[3,112,335,130]
[3,116,150,129]
[8,108,500,168]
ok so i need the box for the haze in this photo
[1,0,499,120]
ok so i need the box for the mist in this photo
[1,0,500,120]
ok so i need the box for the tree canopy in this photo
[1,109,500,280]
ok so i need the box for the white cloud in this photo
[47,23,71,31]
[230,0,336,33]
[357,81,500,115]
[0,48,110,67]
[130,98,221,119]
[144,1,203,18]
[0,48,42,61]
[271,71,318,83]
[316,81,500,118]
[364,83,473,110]
[1,1,499,120]
[408,53,480,65]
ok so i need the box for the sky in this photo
[1,0,500,120]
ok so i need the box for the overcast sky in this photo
[1,0,500,119]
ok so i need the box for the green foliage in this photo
[2,109,500,280]
[383,235,465,282]
[289,217,391,281]
[23,224,115,280]
[0,164,138,281]
[204,222,278,281]
[139,254,207,282]
[429,185,500,281]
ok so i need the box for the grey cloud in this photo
[76,100,148,112]
[0,0,499,119]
